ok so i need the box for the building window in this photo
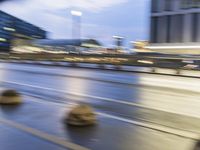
[150,17,158,43]
[151,0,159,12]
[169,15,183,43]
[165,0,173,11]
[181,0,190,9]
[166,16,171,43]
[157,16,168,43]
[192,13,199,42]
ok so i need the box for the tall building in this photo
[148,0,200,54]
[0,11,46,52]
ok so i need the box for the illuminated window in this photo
[3,27,15,32]
[0,38,7,42]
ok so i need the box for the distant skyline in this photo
[0,0,150,47]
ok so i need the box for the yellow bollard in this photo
[0,90,22,105]
[65,104,97,126]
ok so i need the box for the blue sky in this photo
[0,0,150,47]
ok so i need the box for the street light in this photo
[112,35,123,39]
[70,10,82,17]
[112,35,124,50]
[71,10,82,39]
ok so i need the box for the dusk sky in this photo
[0,0,150,47]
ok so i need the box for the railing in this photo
[1,59,200,78]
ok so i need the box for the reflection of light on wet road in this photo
[0,95,196,150]
[138,88,200,118]
[137,75,200,118]
[63,70,91,104]
[139,75,200,93]
[0,117,90,150]
[1,63,200,149]
[0,64,6,83]
[3,80,200,120]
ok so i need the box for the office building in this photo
[148,0,200,54]
[0,10,46,52]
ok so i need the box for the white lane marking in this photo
[24,93,75,108]
[0,67,125,83]
[2,65,200,92]
[97,112,200,140]
[3,80,200,119]
[22,95,200,140]
[0,118,90,150]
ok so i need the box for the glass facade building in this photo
[150,0,200,43]
[149,0,200,54]
[0,11,46,52]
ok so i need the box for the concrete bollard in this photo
[0,90,22,105]
[70,62,78,67]
[65,104,97,126]
[98,64,106,69]
[176,69,181,75]
[193,141,200,150]
[114,65,122,70]
[151,67,156,73]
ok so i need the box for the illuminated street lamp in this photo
[112,35,124,50]
[71,10,82,39]
[71,10,82,17]
[112,35,123,39]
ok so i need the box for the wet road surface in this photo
[0,63,200,150]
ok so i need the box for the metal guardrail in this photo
[1,59,200,78]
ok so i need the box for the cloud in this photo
[35,0,128,12]
[0,0,129,27]
[0,0,128,34]
[1,0,128,13]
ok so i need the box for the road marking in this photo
[1,67,200,97]
[0,67,129,84]
[2,80,200,119]
[1,66,200,89]
[97,112,200,140]
[0,118,90,150]
[11,94,200,141]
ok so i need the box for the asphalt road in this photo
[0,63,200,150]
